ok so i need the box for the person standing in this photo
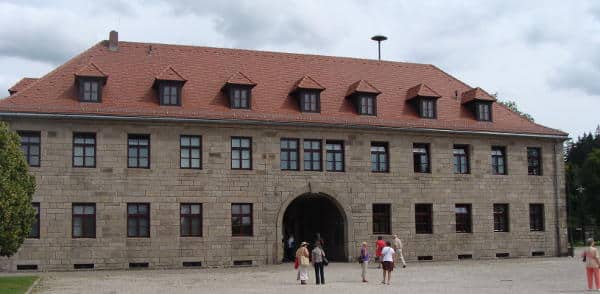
[375,236,385,268]
[380,241,395,285]
[359,242,370,282]
[296,241,310,285]
[582,238,600,291]
[392,234,407,268]
[287,235,295,261]
[312,243,326,285]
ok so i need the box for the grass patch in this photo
[0,276,38,294]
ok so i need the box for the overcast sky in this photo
[1,0,599,138]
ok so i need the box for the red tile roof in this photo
[346,79,381,97]
[461,87,497,104]
[226,71,256,86]
[294,75,325,91]
[8,77,38,95]
[75,63,107,78]
[406,83,442,100]
[0,40,566,137]
[155,66,186,82]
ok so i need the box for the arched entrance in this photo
[282,193,347,261]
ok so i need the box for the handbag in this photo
[323,257,329,266]
[300,255,310,266]
[294,257,299,269]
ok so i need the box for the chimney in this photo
[108,30,118,51]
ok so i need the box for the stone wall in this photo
[0,117,568,271]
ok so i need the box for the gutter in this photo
[0,111,569,140]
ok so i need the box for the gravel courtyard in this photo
[17,254,591,294]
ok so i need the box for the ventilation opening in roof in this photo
[458,254,473,260]
[129,262,149,269]
[183,261,202,267]
[496,253,510,258]
[74,263,94,269]
[17,264,38,270]
[532,251,545,257]
[233,260,253,266]
[417,256,433,261]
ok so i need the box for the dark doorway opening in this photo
[282,193,346,261]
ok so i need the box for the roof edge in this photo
[0,111,569,140]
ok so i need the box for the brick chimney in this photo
[108,30,118,51]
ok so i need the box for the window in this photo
[231,203,253,236]
[78,79,101,102]
[491,146,507,175]
[326,141,344,172]
[453,145,469,174]
[180,203,202,237]
[128,203,150,237]
[455,204,472,233]
[231,137,252,170]
[229,87,250,109]
[72,203,96,238]
[280,138,299,171]
[527,147,542,175]
[128,134,150,168]
[303,139,322,171]
[529,204,545,231]
[413,143,430,173]
[73,133,96,168]
[372,204,391,234]
[159,84,181,106]
[18,131,40,167]
[415,204,433,234]
[419,98,436,118]
[300,91,320,112]
[29,203,40,239]
[371,142,388,172]
[358,96,375,115]
[475,102,492,121]
[493,204,509,232]
[180,135,201,169]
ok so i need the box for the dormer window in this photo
[475,102,492,121]
[75,63,107,103]
[154,66,187,106]
[346,80,381,116]
[358,95,376,115]
[223,72,257,110]
[300,91,320,113]
[229,86,251,109]
[78,78,102,102]
[159,83,181,106]
[419,98,436,118]
[406,84,441,119]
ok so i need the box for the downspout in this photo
[553,140,562,256]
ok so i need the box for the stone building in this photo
[0,31,568,271]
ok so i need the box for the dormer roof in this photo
[155,66,186,82]
[8,77,38,95]
[346,79,381,97]
[293,75,325,91]
[461,87,496,104]
[75,63,107,78]
[225,71,256,87]
[406,83,441,100]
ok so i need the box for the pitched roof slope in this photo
[407,83,441,99]
[0,40,566,137]
[8,78,38,95]
[294,75,325,90]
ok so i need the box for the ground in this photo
[0,276,38,294]
[2,253,593,294]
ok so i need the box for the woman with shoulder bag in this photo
[359,242,370,282]
[296,241,310,285]
[582,238,600,291]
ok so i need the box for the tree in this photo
[580,148,600,223]
[0,121,36,257]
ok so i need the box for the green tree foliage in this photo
[0,121,36,257]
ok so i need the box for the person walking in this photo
[296,241,310,285]
[312,243,326,285]
[375,236,385,268]
[286,235,295,261]
[582,238,600,291]
[392,234,407,268]
[380,241,395,285]
[359,242,370,282]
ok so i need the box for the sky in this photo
[0,0,599,139]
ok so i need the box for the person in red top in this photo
[375,236,386,269]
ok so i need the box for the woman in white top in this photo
[582,238,600,291]
[380,241,395,285]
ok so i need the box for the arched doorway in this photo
[282,193,347,261]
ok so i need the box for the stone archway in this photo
[280,192,348,261]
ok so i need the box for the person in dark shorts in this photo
[380,241,395,285]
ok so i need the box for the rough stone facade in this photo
[0,117,568,271]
